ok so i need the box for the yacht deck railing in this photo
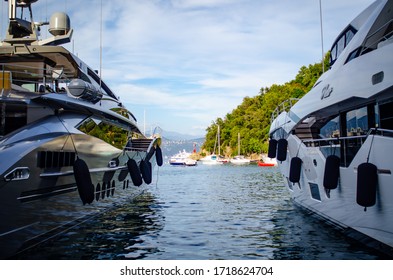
[302,128,393,167]
[1,63,70,93]
[270,98,299,124]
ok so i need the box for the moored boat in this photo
[257,161,276,167]
[258,155,277,167]
[169,150,197,166]
[269,0,393,256]
[200,154,223,165]
[230,133,250,165]
[0,0,162,259]
[230,155,251,165]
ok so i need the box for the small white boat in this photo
[200,154,223,165]
[230,155,250,165]
[230,133,250,164]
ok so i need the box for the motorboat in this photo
[0,0,162,259]
[169,150,197,166]
[268,0,393,255]
[258,155,277,167]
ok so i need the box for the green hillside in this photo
[202,54,330,157]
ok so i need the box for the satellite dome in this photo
[49,12,71,36]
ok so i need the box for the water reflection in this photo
[14,165,385,260]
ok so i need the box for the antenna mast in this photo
[319,0,325,73]
[99,0,103,90]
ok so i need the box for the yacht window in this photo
[0,103,27,136]
[374,104,380,128]
[320,115,340,138]
[78,118,129,149]
[330,25,357,66]
[346,107,368,136]
[345,29,355,46]
[379,100,393,129]
[330,45,337,64]
[336,37,345,59]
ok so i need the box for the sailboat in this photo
[230,133,250,165]
[200,125,227,164]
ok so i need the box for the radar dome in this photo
[49,12,71,36]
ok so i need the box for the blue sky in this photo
[4,0,374,137]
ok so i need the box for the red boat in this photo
[257,161,276,167]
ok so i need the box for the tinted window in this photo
[380,100,393,129]
[320,115,340,138]
[330,25,357,66]
[346,107,368,136]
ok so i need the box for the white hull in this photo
[277,134,393,254]
[230,156,250,165]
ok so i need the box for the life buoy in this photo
[276,139,288,162]
[140,159,152,184]
[289,156,302,183]
[356,162,378,208]
[323,155,340,189]
[73,157,94,205]
[156,146,163,166]
[127,159,143,186]
[267,139,277,159]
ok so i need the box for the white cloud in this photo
[30,0,374,135]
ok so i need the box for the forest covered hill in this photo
[201,54,330,157]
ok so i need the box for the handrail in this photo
[300,128,393,167]
[1,63,69,93]
[270,98,299,124]
[302,127,393,146]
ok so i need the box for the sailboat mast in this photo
[218,125,220,156]
[238,132,240,156]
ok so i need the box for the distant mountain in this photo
[161,137,205,160]
[145,130,205,160]
[161,130,204,141]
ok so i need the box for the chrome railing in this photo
[302,128,393,167]
[270,98,299,124]
[1,63,69,93]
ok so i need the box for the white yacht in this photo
[0,0,162,258]
[269,0,393,255]
[169,150,197,166]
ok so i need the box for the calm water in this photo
[16,164,385,260]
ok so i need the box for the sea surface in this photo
[16,164,386,260]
